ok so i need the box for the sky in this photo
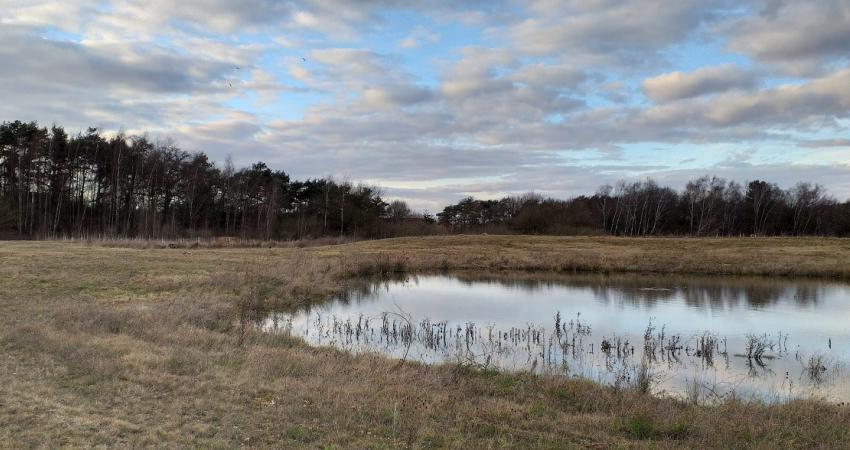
[2,0,850,212]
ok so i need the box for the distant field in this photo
[322,235,850,278]
[1,236,849,448]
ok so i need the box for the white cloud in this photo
[398,25,440,49]
[703,69,850,126]
[0,0,100,32]
[643,65,757,103]
[2,0,850,210]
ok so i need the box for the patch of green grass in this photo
[625,413,693,441]
[626,413,655,440]
[470,421,499,439]
[667,417,693,439]
[529,401,547,418]
[285,425,318,443]
[164,350,205,376]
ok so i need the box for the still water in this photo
[263,272,850,403]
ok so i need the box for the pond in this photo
[262,272,850,403]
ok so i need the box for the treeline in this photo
[4,120,850,241]
[0,120,423,239]
[437,177,850,236]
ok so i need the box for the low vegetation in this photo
[2,236,850,448]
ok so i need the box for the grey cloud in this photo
[363,85,435,108]
[620,69,850,136]
[439,48,517,99]
[256,62,850,183]
[509,63,592,91]
[393,161,850,211]
[3,0,850,211]
[702,69,850,126]
[305,48,422,98]
[437,48,586,137]
[797,139,850,148]
[508,0,733,66]
[143,0,296,32]
[11,0,508,40]
[0,23,256,136]
[642,65,757,103]
[310,48,394,77]
[0,0,101,32]
[168,113,270,165]
[0,26,231,95]
[725,0,850,75]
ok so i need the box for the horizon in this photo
[7,118,850,216]
[3,1,850,211]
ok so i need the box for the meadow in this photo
[2,236,850,448]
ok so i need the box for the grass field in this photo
[2,236,850,448]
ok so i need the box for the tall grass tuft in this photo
[633,357,653,395]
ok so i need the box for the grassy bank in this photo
[1,236,849,448]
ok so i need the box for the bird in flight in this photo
[301,57,307,62]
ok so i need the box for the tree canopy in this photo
[2,119,849,240]
[0,120,391,239]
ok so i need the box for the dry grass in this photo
[1,236,849,448]
[70,235,357,249]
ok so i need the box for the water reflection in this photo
[264,272,850,403]
[332,272,828,311]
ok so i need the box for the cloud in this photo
[308,48,411,93]
[380,160,850,211]
[622,69,850,137]
[398,25,440,49]
[0,25,244,132]
[701,69,850,126]
[0,0,382,42]
[797,139,850,148]
[363,85,434,108]
[508,0,732,66]
[0,26,231,95]
[642,65,757,103]
[644,162,850,201]
[311,48,394,77]
[2,0,850,211]
[725,0,850,75]
[0,0,100,32]
[509,63,591,91]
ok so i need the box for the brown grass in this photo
[70,235,357,249]
[1,236,849,448]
